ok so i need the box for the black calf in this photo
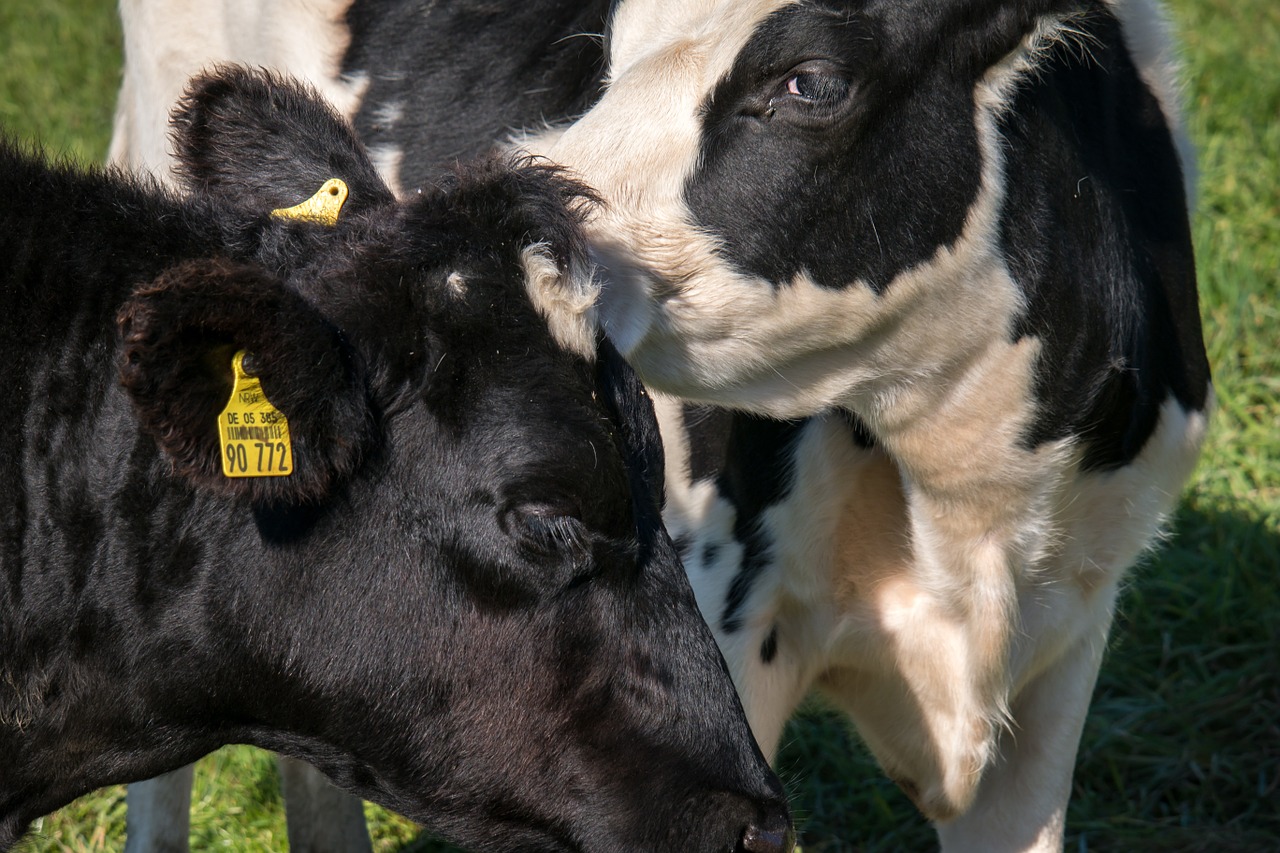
[0,68,790,853]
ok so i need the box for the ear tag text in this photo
[218,350,293,478]
[270,178,348,226]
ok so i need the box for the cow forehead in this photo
[607,0,797,86]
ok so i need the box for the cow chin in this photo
[371,734,790,853]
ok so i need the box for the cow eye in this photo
[770,62,850,116]
[509,503,591,561]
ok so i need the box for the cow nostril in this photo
[738,809,795,853]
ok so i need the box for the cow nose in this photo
[739,808,795,853]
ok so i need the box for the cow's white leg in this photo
[934,628,1108,853]
[124,767,194,853]
[278,756,373,853]
[926,399,1211,851]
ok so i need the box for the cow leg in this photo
[124,767,194,853]
[278,756,373,853]
[934,626,1109,852]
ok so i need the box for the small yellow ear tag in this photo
[270,178,348,226]
[218,351,293,478]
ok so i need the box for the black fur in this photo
[345,0,610,187]
[0,68,787,852]
[714,416,806,635]
[996,9,1211,468]
[171,66,397,216]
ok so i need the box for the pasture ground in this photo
[2,0,1276,850]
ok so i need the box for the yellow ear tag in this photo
[270,178,348,226]
[218,351,293,478]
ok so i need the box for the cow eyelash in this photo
[511,503,591,559]
[767,61,851,116]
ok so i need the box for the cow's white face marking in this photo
[524,0,1053,431]
[445,271,467,298]
[527,1,802,406]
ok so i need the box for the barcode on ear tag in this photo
[218,350,293,478]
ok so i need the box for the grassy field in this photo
[2,0,1277,850]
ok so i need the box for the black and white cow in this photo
[0,67,796,853]
[110,0,1212,850]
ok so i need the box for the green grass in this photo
[0,0,120,163]
[2,0,1276,850]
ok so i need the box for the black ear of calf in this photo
[170,65,396,216]
[118,258,373,505]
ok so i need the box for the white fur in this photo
[109,0,365,179]
[520,243,601,360]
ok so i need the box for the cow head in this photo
[530,0,1194,426]
[113,68,791,853]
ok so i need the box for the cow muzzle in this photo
[738,806,795,853]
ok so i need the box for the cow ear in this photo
[880,0,1072,78]
[949,0,1075,75]
[169,65,396,216]
[118,258,373,505]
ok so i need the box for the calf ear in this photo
[169,65,396,216]
[118,258,373,505]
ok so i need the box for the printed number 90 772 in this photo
[225,441,290,474]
